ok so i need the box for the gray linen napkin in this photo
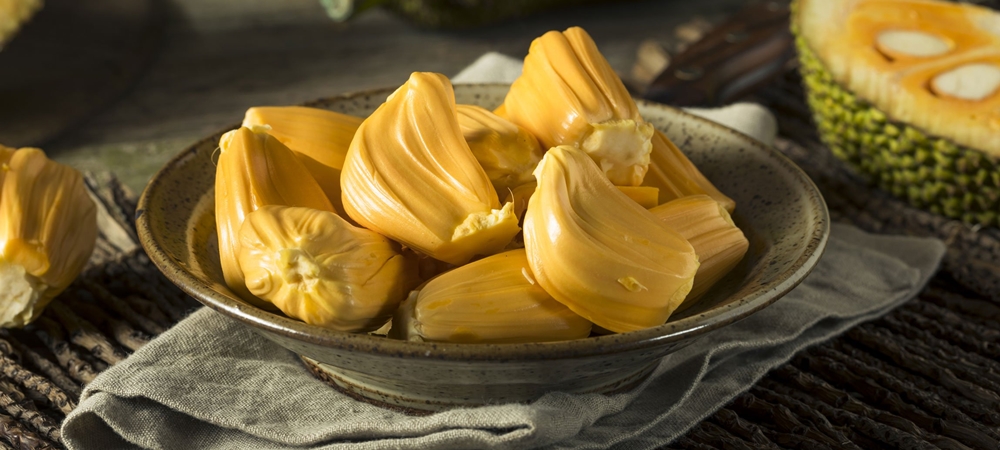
[62,53,947,449]
[62,225,945,450]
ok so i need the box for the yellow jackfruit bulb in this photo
[242,106,363,216]
[502,26,653,186]
[340,72,520,265]
[456,104,544,195]
[390,249,591,343]
[503,181,537,222]
[524,145,699,333]
[215,126,336,309]
[238,205,415,332]
[643,129,736,212]
[650,195,748,304]
[0,148,96,327]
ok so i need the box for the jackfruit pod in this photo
[503,181,537,222]
[340,72,520,265]
[502,27,653,186]
[238,205,415,332]
[643,129,736,212]
[456,104,544,195]
[650,195,748,303]
[391,249,591,343]
[523,145,699,333]
[0,148,96,327]
[215,126,336,309]
[242,106,363,216]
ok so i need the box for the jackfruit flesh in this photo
[501,27,653,187]
[643,130,736,211]
[242,106,363,216]
[215,126,336,308]
[523,145,699,333]
[795,0,1000,225]
[650,195,748,303]
[238,205,414,332]
[340,72,520,265]
[456,104,544,195]
[0,147,96,328]
[391,249,591,343]
[504,182,660,220]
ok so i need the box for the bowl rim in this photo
[136,82,830,362]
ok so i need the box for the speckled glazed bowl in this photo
[136,84,829,411]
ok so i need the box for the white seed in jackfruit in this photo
[930,63,1000,101]
[875,30,951,58]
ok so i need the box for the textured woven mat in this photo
[1,70,998,450]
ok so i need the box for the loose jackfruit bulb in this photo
[0,148,96,328]
[456,104,544,195]
[340,72,520,265]
[238,205,414,332]
[215,126,336,309]
[795,0,1000,225]
[643,129,736,211]
[650,195,748,303]
[242,106,363,216]
[391,249,592,343]
[523,145,699,333]
[502,27,654,186]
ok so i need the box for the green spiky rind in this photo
[791,7,1000,227]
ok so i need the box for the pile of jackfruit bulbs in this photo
[215,27,749,344]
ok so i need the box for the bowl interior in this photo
[137,84,829,360]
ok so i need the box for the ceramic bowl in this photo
[136,84,829,411]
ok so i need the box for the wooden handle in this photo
[644,1,795,107]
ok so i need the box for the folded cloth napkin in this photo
[62,53,947,450]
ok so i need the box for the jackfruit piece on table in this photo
[650,195,748,306]
[242,106,363,217]
[238,205,415,332]
[523,145,699,334]
[456,104,544,196]
[501,26,654,187]
[340,72,520,265]
[794,0,1000,226]
[390,249,592,343]
[215,126,336,309]
[0,147,96,328]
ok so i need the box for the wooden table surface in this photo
[11,0,746,193]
